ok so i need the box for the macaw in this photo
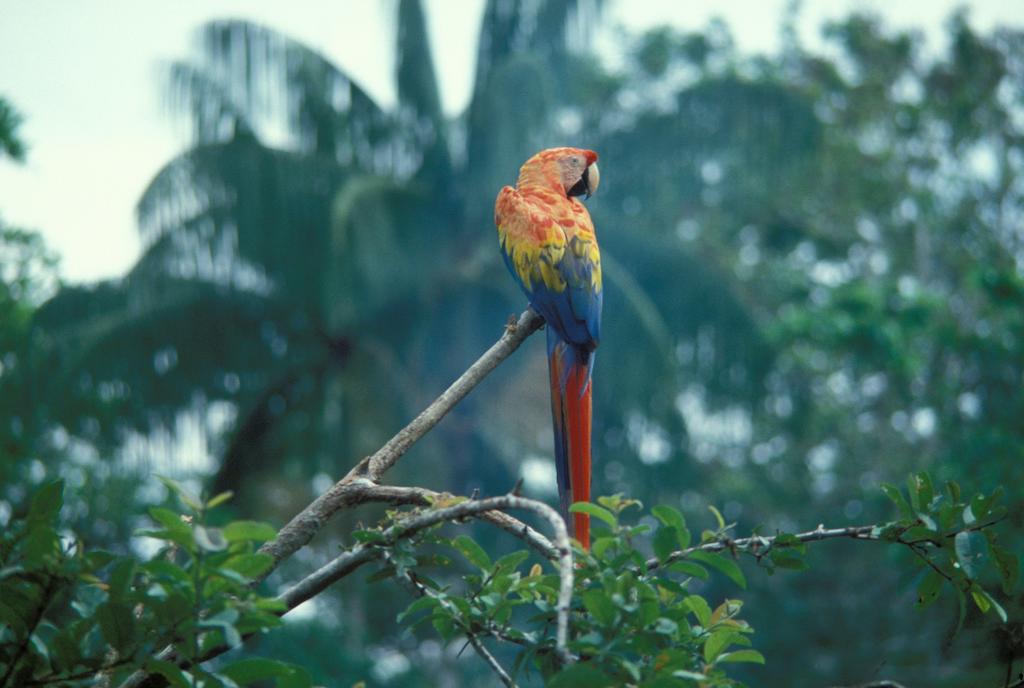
[495,147,602,549]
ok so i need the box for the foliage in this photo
[0,96,26,162]
[0,480,304,687]
[370,477,1014,687]
[7,1,1024,685]
[878,474,1016,625]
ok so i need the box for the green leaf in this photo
[108,558,136,599]
[96,601,135,650]
[769,552,807,571]
[142,558,192,586]
[653,526,680,562]
[50,627,81,672]
[253,597,287,614]
[156,475,202,511]
[991,545,1020,594]
[397,596,438,624]
[772,533,806,554]
[494,550,529,573]
[351,529,384,544]
[28,480,64,523]
[683,595,712,626]
[963,503,977,526]
[570,502,617,528]
[200,609,242,648]
[915,570,944,609]
[907,472,933,511]
[954,531,987,579]
[915,512,938,532]
[668,561,708,580]
[452,535,492,570]
[672,670,709,680]
[219,657,312,688]
[703,629,738,663]
[223,520,277,543]
[970,587,991,614]
[194,525,228,552]
[953,586,967,636]
[148,507,192,537]
[591,536,616,559]
[689,551,746,589]
[548,663,615,688]
[707,505,726,530]
[881,483,913,519]
[147,659,192,688]
[717,649,765,664]
[23,524,60,565]
[221,553,274,580]
[971,588,1007,623]
[652,504,686,532]
[205,490,234,509]
[581,590,617,626]
[85,550,117,571]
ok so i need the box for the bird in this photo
[495,147,602,549]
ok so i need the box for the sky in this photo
[0,0,1021,283]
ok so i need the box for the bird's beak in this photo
[585,162,600,199]
[569,162,600,200]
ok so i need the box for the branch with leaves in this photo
[1,309,1019,688]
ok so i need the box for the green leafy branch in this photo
[0,478,308,688]
[383,479,1014,687]
[638,473,1014,627]
[8,312,1013,687]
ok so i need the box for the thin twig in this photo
[825,682,910,688]
[646,524,878,570]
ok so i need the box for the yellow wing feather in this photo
[496,186,570,293]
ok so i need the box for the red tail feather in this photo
[565,364,592,550]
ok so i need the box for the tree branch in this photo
[118,311,546,688]
[347,484,558,560]
[826,682,910,688]
[119,491,571,688]
[256,309,544,577]
[646,524,878,571]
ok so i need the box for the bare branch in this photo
[257,309,544,576]
[351,484,558,560]
[825,682,910,688]
[647,517,1006,573]
[646,524,878,571]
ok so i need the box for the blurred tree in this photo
[592,11,1024,686]
[0,96,26,162]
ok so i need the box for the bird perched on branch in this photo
[495,147,602,549]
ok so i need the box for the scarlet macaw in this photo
[495,147,602,549]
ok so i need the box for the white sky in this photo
[0,0,1020,283]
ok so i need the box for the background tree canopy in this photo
[2,1,1023,685]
